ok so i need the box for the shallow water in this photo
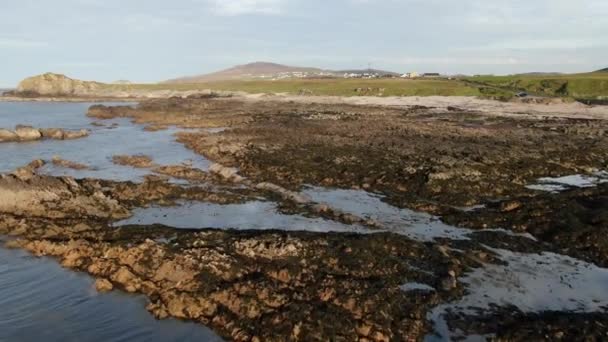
[426,248,608,341]
[400,282,436,293]
[0,245,221,342]
[116,200,371,234]
[302,186,477,241]
[0,102,210,182]
[526,171,608,192]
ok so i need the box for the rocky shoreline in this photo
[2,97,608,340]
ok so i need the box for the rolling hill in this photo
[164,62,327,83]
[164,62,401,83]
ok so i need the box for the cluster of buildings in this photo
[342,72,444,79]
[250,71,445,80]
[400,72,441,78]
[343,72,386,79]
[272,71,335,80]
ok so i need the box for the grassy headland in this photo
[463,72,608,101]
[105,78,482,97]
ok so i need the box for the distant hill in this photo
[596,68,608,73]
[165,62,327,83]
[164,62,403,83]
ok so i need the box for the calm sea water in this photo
[0,102,221,342]
[0,244,221,342]
[0,102,211,181]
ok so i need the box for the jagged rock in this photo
[10,160,45,181]
[209,163,244,183]
[95,278,114,292]
[0,171,130,219]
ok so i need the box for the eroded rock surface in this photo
[2,96,607,341]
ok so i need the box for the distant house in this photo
[422,73,441,78]
[401,72,419,79]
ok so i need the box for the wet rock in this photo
[153,165,208,181]
[500,200,522,212]
[112,155,155,168]
[144,124,169,132]
[0,172,130,219]
[63,129,89,140]
[95,278,114,292]
[14,125,42,141]
[10,159,45,181]
[0,127,89,142]
[40,128,66,139]
[255,182,312,204]
[52,156,89,170]
[0,129,18,142]
[111,267,140,293]
[209,163,244,183]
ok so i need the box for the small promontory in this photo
[16,73,103,96]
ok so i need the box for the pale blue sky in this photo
[1,0,607,86]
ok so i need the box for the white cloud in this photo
[207,0,285,15]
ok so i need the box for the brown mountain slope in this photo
[164,62,326,83]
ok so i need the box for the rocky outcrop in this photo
[209,163,245,183]
[112,155,155,168]
[16,73,103,96]
[0,126,88,143]
[0,173,129,220]
[51,156,90,170]
[0,129,18,142]
[15,125,42,140]
[8,73,239,99]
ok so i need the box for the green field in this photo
[107,78,481,97]
[463,72,608,100]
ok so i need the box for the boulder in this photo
[0,129,18,142]
[209,163,245,183]
[95,278,114,293]
[14,126,42,141]
[63,129,89,140]
[40,128,65,139]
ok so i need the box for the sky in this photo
[1,0,607,86]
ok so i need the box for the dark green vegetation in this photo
[464,72,608,101]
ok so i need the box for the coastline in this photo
[0,96,141,103]
[3,93,608,122]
